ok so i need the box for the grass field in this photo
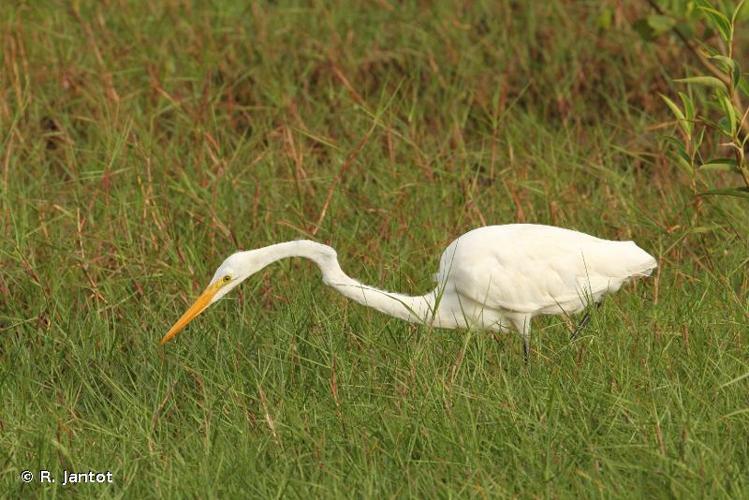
[2,1,748,498]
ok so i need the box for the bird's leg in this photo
[511,317,532,364]
[571,301,602,340]
[570,312,590,340]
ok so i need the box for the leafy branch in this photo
[641,0,749,199]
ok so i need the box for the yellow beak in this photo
[160,281,222,345]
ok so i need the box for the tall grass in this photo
[1,1,747,497]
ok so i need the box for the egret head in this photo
[160,252,255,345]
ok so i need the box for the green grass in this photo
[1,1,748,497]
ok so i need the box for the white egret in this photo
[161,224,657,360]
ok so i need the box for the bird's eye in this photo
[222,275,232,283]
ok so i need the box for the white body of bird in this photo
[162,224,657,360]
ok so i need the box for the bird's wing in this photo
[437,225,655,314]
[447,252,611,313]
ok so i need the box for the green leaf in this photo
[694,126,705,151]
[718,95,737,137]
[717,116,731,136]
[662,135,694,174]
[698,187,749,199]
[661,134,684,151]
[674,76,727,90]
[660,93,685,122]
[692,0,711,12]
[675,156,695,174]
[678,92,694,121]
[738,77,749,98]
[709,55,741,86]
[697,5,732,41]
[699,158,739,171]
[647,14,677,35]
[731,0,747,26]
[671,149,695,174]
[675,145,691,164]
[737,0,749,21]
[708,55,733,68]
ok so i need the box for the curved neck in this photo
[249,240,438,325]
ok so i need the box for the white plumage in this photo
[437,224,655,315]
[429,225,656,358]
[162,224,657,361]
